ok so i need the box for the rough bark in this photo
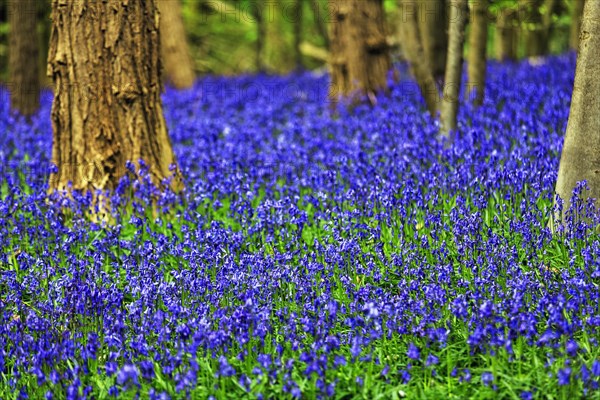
[495,6,517,61]
[467,0,488,106]
[48,0,182,193]
[158,0,195,89]
[9,0,40,117]
[418,0,448,82]
[440,0,467,136]
[328,0,391,104]
[570,0,585,50]
[399,0,439,115]
[555,0,600,221]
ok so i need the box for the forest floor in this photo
[1,54,600,399]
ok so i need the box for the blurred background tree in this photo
[0,0,583,81]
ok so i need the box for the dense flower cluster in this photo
[1,54,599,399]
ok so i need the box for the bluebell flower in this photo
[481,371,494,386]
[407,343,420,360]
[557,367,571,386]
[116,364,139,386]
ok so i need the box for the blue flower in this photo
[557,367,571,386]
[407,343,420,360]
[116,364,139,387]
[481,372,494,386]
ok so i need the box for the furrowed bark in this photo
[48,0,182,194]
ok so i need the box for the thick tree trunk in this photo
[570,0,585,50]
[467,0,488,106]
[48,0,182,193]
[9,0,40,117]
[294,0,303,70]
[158,0,195,89]
[555,0,600,222]
[399,0,439,115]
[495,7,517,61]
[440,0,467,136]
[328,0,391,104]
[418,0,448,82]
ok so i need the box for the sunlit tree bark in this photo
[48,0,182,193]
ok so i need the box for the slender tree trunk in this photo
[541,0,556,51]
[555,0,600,223]
[328,0,391,104]
[468,0,488,106]
[9,0,40,117]
[521,0,548,57]
[570,0,585,50]
[294,0,303,70]
[311,0,330,48]
[440,0,467,136]
[48,0,182,193]
[399,0,439,115]
[418,0,448,82]
[38,1,52,88]
[495,7,517,61]
[253,0,267,72]
[158,0,195,89]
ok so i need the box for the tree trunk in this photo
[540,0,557,52]
[311,0,330,48]
[9,0,40,117]
[555,0,600,223]
[328,0,391,104]
[253,0,267,72]
[570,0,585,50]
[399,0,439,115]
[467,0,488,106]
[495,7,517,61]
[418,0,448,82]
[158,0,195,89]
[48,0,182,193]
[521,0,548,57]
[38,1,53,88]
[440,0,467,136]
[294,0,303,70]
